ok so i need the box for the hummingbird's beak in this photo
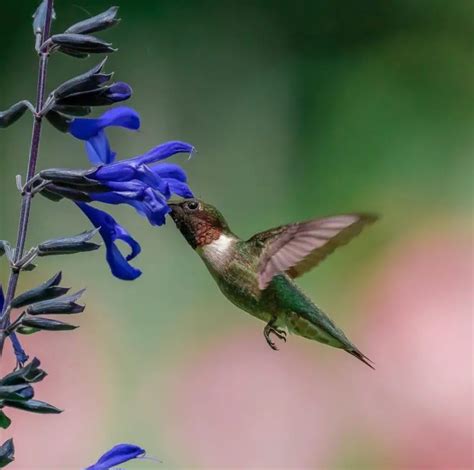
[167,200,180,213]
[167,200,181,223]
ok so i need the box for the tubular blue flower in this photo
[90,183,170,226]
[69,106,140,164]
[83,140,195,226]
[86,443,146,470]
[75,202,142,280]
[0,285,28,364]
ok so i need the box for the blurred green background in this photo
[1,1,472,468]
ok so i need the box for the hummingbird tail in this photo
[347,349,375,370]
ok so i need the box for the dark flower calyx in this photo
[11,272,68,308]
[0,438,14,467]
[38,230,101,256]
[65,6,120,35]
[49,33,117,54]
[0,358,47,386]
[25,289,85,315]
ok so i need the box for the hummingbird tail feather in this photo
[347,349,375,370]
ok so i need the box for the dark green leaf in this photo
[16,326,40,335]
[21,316,78,331]
[0,102,29,129]
[3,399,62,414]
[38,230,100,256]
[65,6,120,35]
[0,438,14,467]
[11,272,67,308]
[0,411,11,430]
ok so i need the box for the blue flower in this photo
[69,107,140,164]
[60,107,196,280]
[86,443,146,470]
[85,140,195,225]
[76,203,142,280]
[0,285,28,364]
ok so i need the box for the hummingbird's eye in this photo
[186,201,199,211]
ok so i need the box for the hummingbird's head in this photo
[168,198,230,249]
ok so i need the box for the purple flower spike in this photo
[69,106,140,164]
[86,443,147,470]
[76,203,142,280]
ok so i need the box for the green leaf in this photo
[0,411,11,430]
[16,326,40,335]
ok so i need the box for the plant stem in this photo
[0,0,55,354]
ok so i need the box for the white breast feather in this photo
[200,234,236,271]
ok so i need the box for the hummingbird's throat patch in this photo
[194,221,222,247]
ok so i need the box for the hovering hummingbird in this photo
[169,199,377,368]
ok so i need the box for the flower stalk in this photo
[0,0,55,353]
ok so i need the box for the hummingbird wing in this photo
[249,213,377,290]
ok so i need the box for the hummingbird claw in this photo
[263,322,287,351]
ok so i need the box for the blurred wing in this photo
[250,214,377,290]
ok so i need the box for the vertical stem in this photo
[0,0,54,352]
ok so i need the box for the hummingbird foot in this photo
[263,322,287,351]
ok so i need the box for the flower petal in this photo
[75,202,141,280]
[132,140,194,165]
[152,162,188,182]
[69,106,140,140]
[87,443,146,470]
[167,179,194,198]
[85,130,115,164]
[106,82,132,102]
[0,284,4,310]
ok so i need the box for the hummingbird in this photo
[169,198,377,368]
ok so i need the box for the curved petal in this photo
[167,179,194,198]
[0,284,3,310]
[96,106,140,130]
[75,202,142,280]
[86,443,146,470]
[115,225,141,261]
[85,130,115,164]
[106,241,142,281]
[69,106,140,140]
[133,141,195,165]
[152,162,188,182]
